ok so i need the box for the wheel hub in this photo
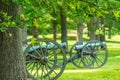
[40,57,48,65]
[92,52,97,57]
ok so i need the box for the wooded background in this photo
[0,0,120,80]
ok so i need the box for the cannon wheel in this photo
[81,40,108,68]
[24,38,67,80]
[69,41,87,68]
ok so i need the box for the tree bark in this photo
[100,27,105,41]
[88,17,96,40]
[60,7,68,52]
[87,22,90,37]
[100,17,106,41]
[108,27,111,39]
[19,5,27,46]
[22,25,27,46]
[53,22,57,42]
[0,28,27,80]
[32,26,38,38]
[60,7,67,43]
[0,1,27,80]
[95,18,101,40]
[77,21,83,41]
[52,10,57,42]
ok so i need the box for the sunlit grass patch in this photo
[58,69,120,80]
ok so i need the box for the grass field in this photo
[27,34,120,80]
[57,35,120,80]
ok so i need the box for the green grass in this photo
[58,69,120,80]
[27,34,120,80]
[59,34,120,80]
[58,42,120,80]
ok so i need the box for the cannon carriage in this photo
[23,38,108,80]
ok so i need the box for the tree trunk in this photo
[19,5,27,46]
[100,17,106,41]
[22,25,27,46]
[108,27,111,39]
[100,27,105,41]
[32,26,38,38]
[60,7,67,43]
[60,7,68,52]
[89,17,96,40]
[90,30,96,40]
[52,10,57,42]
[87,22,90,37]
[0,1,27,80]
[77,21,83,41]
[95,18,100,40]
[0,28,27,80]
[53,22,57,42]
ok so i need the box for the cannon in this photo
[69,40,108,68]
[23,39,108,80]
[23,39,67,80]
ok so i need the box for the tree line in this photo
[19,0,120,43]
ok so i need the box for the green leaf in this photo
[113,11,120,18]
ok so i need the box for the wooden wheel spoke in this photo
[41,65,44,80]
[89,57,94,63]
[45,65,51,79]
[84,56,90,65]
[26,60,38,63]
[37,43,44,57]
[27,53,39,59]
[48,60,54,65]
[43,66,47,76]
[96,56,103,63]
[26,62,33,69]
[86,46,92,52]
[33,63,41,77]
[94,58,99,66]
[78,59,83,65]
[30,45,42,57]
[49,59,55,62]
[47,64,57,75]
[27,62,36,73]
[54,62,63,68]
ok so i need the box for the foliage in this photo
[0,12,16,32]
[1,0,120,35]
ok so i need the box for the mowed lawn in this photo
[58,50,120,80]
[27,34,120,80]
[58,35,120,80]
